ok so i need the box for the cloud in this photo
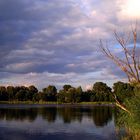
[0,0,139,89]
[118,0,140,20]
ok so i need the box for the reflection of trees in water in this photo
[57,107,83,123]
[91,106,113,127]
[0,106,114,126]
[0,108,37,122]
[40,107,57,123]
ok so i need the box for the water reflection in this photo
[0,105,114,126]
[0,108,38,122]
[0,105,117,140]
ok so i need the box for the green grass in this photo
[80,101,115,105]
[116,93,140,140]
[0,101,58,105]
[0,101,115,105]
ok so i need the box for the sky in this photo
[0,0,140,90]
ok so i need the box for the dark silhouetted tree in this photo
[63,85,72,91]
[43,85,57,101]
[0,86,8,101]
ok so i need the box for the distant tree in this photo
[90,91,97,102]
[0,86,8,101]
[15,86,30,101]
[14,86,21,93]
[15,89,26,101]
[28,85,38,94]
[7,86,16,101]
[63,85,72,91]
[43,85,57,101]
[76,86,83,94]
[57,86,83,103]
[28,85,38,100]
[65,87,76,103]
[66,87,83,103]
[75,86,83,102]
[57,90,66,103]
[92,82,113,102]
[33,92,44,102]
[82,90,93,102]
[57,85,72,103]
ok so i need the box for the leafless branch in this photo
[99,24,140,84]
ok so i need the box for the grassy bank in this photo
[0,101,115,105]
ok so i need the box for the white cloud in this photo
[118,0,140,19]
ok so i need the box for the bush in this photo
[113,81,134,103]
[115,87,140,140]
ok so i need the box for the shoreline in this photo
[0,101,115,106]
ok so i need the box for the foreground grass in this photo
[116,92,140,140]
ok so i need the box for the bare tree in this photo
[99,25,140,84]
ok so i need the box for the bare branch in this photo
[99,24,140,84]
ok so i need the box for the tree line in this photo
[0,81,136,103]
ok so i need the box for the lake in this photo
[0,104,119,140]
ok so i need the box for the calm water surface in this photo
[0,104,118,140]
